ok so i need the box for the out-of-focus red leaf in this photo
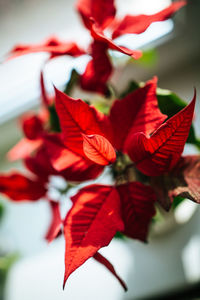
[112,1,186,39]
[22,114,44,140]
[54,88,113,156]
[93,252,127,291]
[117,182,156,242]
[45,200,62,243]
[24,147,57,181]
[0,173,46,201]
[88,18,142,59]
[151,155,200,211]
[6,36,85,60]
[63,184,124,287]
[109,77,166,151]
[7,138,42,161]
[128,91,196,176]
[82,134,116,165]
[80,41,112,95]
[43,134,104,181]
[76,0,116,30]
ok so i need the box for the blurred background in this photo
[0,0,200,299]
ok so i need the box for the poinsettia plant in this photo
[1,0,199,292]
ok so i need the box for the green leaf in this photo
[48,105,61,132]
[171,196,185,210]
[114,231,125,240]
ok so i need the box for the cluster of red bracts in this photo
[6,0,185,95]
[1,0,195,292]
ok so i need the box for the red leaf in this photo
[127,91,196,176]
[83,134,116,165]
[45,200,62,243]
[63,184,124,287]
[93,252,127,291]
[117,182,156,242]
[54,88,113,156]
[109,77,166,151]
[6,36,85,61]
[80,41,112,95]
[76,0,116,30]
[22,114,44,140]
[88,18,142,59]
[112,1,186,39]
[7,138,42,161]
[24,147,57,181]
[43,134,103,181]
[0,173,46,201]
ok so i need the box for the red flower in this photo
[1,0,190,292]
[51,76,195,286]
[77,0,185,94]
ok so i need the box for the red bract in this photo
[22,114,44,140]
[0,173,46,201]
[127,91,196,176]
[109,77,167,151]
[7,138,42,161]
[88,18,142,59]
[80,41,112,95]
[45,200,62,243]
[43,134,104,181]
[54,87,113,158]
[117,182,156,242]
[7,114,45,161]
[6,36,85,61]
[76,0,116,30]
[63,184,124,287]
[93,252,127,291]
[0,147,65,242]
[112,1,186,39]
[82,134,116,165]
